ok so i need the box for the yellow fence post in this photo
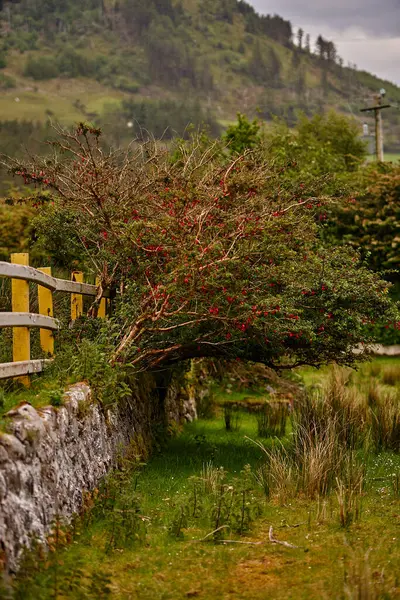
[11,253,30,386]
[71,271,84,321]
[38,267,54,356]
[96,276,107,319]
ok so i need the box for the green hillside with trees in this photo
[0,0,400,160]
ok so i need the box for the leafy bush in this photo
[56,46,94,78]
[264,111,367,179]
[327,162,400,278]
[102,98,220,142]
[24,55,59,80]
[24,47,96,80]
[8,124,398,373]
[296,111,367,171]
[48,389,64,407]
[224,113,260,154]
[113,77,140,94]
[0,200,48,264]
[0,73,16,89]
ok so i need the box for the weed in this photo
[254,462,271,498]
[8,366,400,599]
[336,456,365,528]
[169,505,188,539]
[343,549,390,600]
[223,403,242,432]
[369,362,382,378]
[48,389,64,408]
[196,389,217,419]
[87,571,113,599]
[105,501,146,552]
[230,465,262,534]
[369,388,400,452]
[381,365,400,386]
[367,380,381,409]
[392,470,400,497]
[255,402,287,438]
[200,461,226,495]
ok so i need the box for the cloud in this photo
[248,0,400,37]
[247,0,400,84]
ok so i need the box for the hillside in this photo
[0,0,399,156]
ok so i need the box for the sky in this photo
[248,0,400,86]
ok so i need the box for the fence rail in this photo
[0,359,51,380]
[0,262,110,297]
[0,253,108,384]
[0,312,59,330]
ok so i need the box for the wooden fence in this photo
[0,253,109,385]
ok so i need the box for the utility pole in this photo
[360,90,391,161]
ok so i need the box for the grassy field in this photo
[6,359,400,600]
[367,152,400,163]
[385,153,400,162]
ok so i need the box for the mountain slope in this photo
[0,0,399,151]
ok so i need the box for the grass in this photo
[211,384,266,405]
[367,152,400,163]
[0,73,129,124]
[0,375,71,431]
[1,4,400,137]
[297,356,400,388]
[7,360,400,600]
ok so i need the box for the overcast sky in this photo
[248,0,400,86]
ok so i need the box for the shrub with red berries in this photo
[7,124,398,371]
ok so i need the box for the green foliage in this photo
[0,200,48,264]
[255,403,287,438]
[49,324,131,408]
[0,0,397,146]
[248,41,281,86]
[327,162,400,276]
[10,527,113,599]
[24,47,95,80]
[0,72,16,89]
[224,113,260,154]
[11,125,397,372]
[145,16,200,89]
[296,111,368,171]
[24,55,59,80]
[264,111,367,180]
[48,389,64,407]
[324,160,400,343]
[31,203,84,269]
[102,97,220,143]
[9,370,400,599]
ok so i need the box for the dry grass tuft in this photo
[381,364,400,386]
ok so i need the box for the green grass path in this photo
[13,402,400,600]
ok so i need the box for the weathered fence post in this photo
[1,259,110,382]
[11,253,30,386]
[38,267,54,356]
[71,271,83,321]
[96,276,107,319]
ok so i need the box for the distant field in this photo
[384,152,400,162]
[367,152,400,162]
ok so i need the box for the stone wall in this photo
[0,372,197,572]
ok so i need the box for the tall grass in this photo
[255,402,287,438]
[367,385,400,451]
[343,549,391,599]
[381,364,400,386]
[252,365,397,503]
